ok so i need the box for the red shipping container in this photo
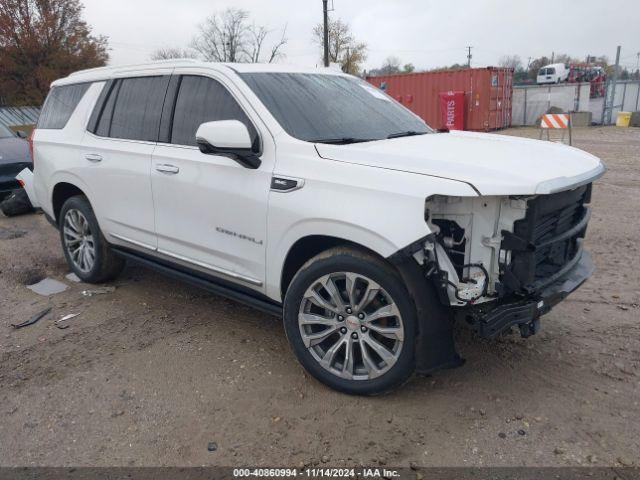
[438,91,465,131]
[367,67,513,131]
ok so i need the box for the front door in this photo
[151,74,274,289]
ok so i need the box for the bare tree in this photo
[498,55,523,71]
[369,57,417,76]
[312,18,367,75]
[381,56,401,74]
[192,8,287,63]
[150,47,197,61]
[246,23,287,63]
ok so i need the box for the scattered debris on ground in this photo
[0,127,638,467]
[81,286,116,297]
[65,272,81,283]
[55,313,81,330]
[26,278,68,296]
[0,226,27,240]
[11,307,51,329]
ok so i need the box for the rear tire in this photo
[283,247,416,395]
[59,195,124,283]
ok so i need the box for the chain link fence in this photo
[512,80,640,126]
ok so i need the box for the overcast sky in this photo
[83,0,640,71]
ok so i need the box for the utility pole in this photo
[605,45,621,125]
[466,46,472,68]
[551,51,555,63]
[322,0,330,67]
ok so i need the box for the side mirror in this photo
[195,120,261,169]
[15,130,28,139]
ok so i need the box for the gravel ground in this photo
[0,126,638,468]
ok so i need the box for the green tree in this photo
[403,63,415,73]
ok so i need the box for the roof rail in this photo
[69,58,201,77]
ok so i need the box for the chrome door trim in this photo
[110,233,156,251]
[157,248,263,286]
[109,235,263,287]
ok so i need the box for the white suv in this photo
[31,60,605,394]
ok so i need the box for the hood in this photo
[0,137,31,166]
[315,131,605,196]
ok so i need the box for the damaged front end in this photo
[416,184,594,339]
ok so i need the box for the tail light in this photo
[27,129,35,166]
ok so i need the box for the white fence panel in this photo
[513,81,639,126]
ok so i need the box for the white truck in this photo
[30,60,605,394]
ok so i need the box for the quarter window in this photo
[170,76,258,149]
[38,83,90,129]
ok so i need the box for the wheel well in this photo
[52,183,85,223]
[280,235,381,299]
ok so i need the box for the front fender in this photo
[264,152,478,301]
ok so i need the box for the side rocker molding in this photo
[388,241,465,375]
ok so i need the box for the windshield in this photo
[0,124,15,139]
[239,72,430,143]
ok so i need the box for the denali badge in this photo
[216,226,263,245]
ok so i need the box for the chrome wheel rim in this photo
[298,272,404,381]
[63,209,95,273]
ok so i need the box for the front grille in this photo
[501,183,591,294]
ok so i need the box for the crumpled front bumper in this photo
[466,249,595,338]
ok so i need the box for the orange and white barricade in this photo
[539,113,572,145]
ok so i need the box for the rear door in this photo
[82,73,171,250]
[150,71,275,289]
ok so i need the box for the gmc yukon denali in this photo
[30,61,605,394]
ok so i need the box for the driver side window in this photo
[169,75,259,150]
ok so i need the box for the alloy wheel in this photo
[63,208,96,273]
[298,272,405,381]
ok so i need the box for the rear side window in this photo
[38,83,90,129]
[169,75,258,148]
[90,76,169,142]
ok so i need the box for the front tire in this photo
[283,247,417,395]
[59,195,124,283]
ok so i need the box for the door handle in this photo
[155,164,180,174]
[84,153,103,163]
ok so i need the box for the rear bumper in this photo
[464,249,594,338]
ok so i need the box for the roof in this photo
[0,106,40,129]
[52,60,345,87]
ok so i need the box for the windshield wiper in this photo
[310,137,377,145]
[387,130,427,139]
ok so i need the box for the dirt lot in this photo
[0,127,638,468]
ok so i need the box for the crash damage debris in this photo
[56,313,81,329]
[82,286,116,296]
[0,189,34,217]
[11,307,51,329]
[65,273,81,283]
[27,278,68,296]
[0,227,27,240]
